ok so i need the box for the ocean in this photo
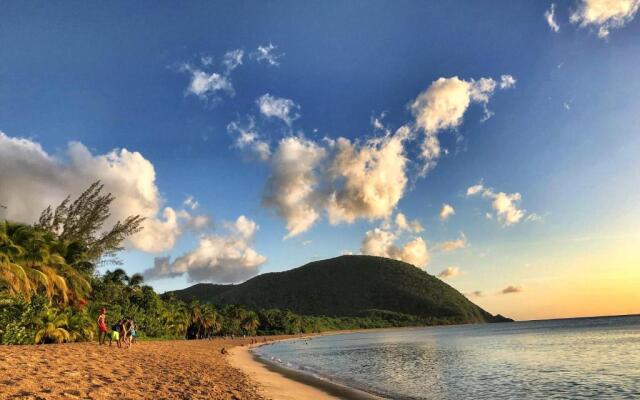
[253,315,640,399]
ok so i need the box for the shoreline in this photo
[228,333,385,400]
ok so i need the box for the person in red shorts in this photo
[97,308,108,344]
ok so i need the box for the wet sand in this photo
[229,344,383,400]
[0,337,289,399]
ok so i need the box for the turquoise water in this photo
[254,315,640,399]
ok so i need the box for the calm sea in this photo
[253,315,640,399]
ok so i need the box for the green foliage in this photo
[0,221,91,305]
[170,255,506,324]
[36,181,145,267]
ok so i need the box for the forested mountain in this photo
[168,255,511,324]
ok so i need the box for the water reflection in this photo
[254,316,640,399]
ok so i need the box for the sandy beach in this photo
[0,337,285,399]
[228,342,383,400]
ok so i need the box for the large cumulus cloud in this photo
[0,132,183,252]
[263,127,410,238]
[142,215,266,283]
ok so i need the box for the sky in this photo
[1,0,639,320]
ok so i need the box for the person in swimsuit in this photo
[97,308,108,345]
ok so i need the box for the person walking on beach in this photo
[97,308,108,345]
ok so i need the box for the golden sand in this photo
[0,338,287,399]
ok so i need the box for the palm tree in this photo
[0,221,30,296]
[127,273,144,288]
[0,222,90,304]
[103,268,129,285]
[242,312,260,336]
[187,300,204,338]
[67,310,95,342]
[200,305,220,338]
[34,308,70,344]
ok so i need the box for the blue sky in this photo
[1,1,639,319]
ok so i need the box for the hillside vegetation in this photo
[168,255,510,325]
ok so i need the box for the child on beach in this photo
[97,308,108,345]
[110,320,122,348]
[109,327,120,348]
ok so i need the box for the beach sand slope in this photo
[0,339,266,399]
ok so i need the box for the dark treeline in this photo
[0,182,432,345]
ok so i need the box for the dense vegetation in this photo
[169,255,511,324]
[1,182,509,345]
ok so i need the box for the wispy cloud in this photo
[184,65,234,101]
[252,43,284,66]
[227,118,271,161]
[223,49,244,73]
[434,233,468,252]
[410,75,515,175]
[466,183,538,226]
[545,3,560,32]
[257,94,300,126]
[501,285,524,294]
[438,266,461,279]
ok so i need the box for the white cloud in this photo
[263,127,410,238]
[263,137,326,239]
[143,215,266,283]
[225,215,258,239]
[525,213,543,222]
[437,266,461,279]
[395,212,424,233]
[439,203,455,221]
[185,214,211,231]
[466,184,485,196]
[223,49,244,73]
[184,66,234,100]
[325,132,408,225]
[227,119,271,161]
[466,183,534,226]
[499,75,517,89]
[571,0,640,38]
[434,233,468,252]
[410,75,514,175]
[0,132,183,252]
[360,228,429,268]
[490,192,525,226]
[252,43,284,66]
[184,195,199,210]
[200,56,214,66]
[501,285,524,294]
[257,94,300,126]
[545,4,561,32]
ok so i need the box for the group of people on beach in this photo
[97,308,137,348]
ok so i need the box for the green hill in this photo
[167,255,511,324]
